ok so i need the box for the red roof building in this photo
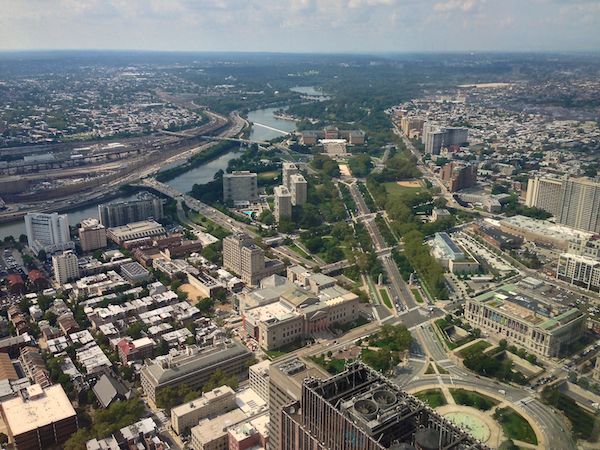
[28,270,50,290]
[7,274,25,295]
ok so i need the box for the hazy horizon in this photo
[2,0,600,53]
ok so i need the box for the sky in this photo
[1,0,599,53]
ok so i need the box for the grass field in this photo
[411,288,424,303]
[379,288,393,308]
[450,389,499,411]
[257,170,279,180]
[425,363,436,374]
[495,407,538,445]
[458,340,492,359]
[415,389,447,409]
[384,181,423,202]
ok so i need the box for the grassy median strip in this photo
[411,288,424,303]
[379,288,393,308]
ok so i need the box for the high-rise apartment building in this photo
[289,174,307,206]
[223,171,258,205]
[568,237,600,259]
[440,162,478,192]
[98,195,164,228]
[25,212,73,254]
[424,130,446,155]
[78,218,107,252]
[556,253,600,293]
[422,123,469,155]
[223,233,283,285]
[270,359,485,450]
[274,186,292,222]
[282,162,299,190]
[52,250,80,285]
[525,176,600,233]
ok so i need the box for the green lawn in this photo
[458,340,492,359]
[495,407,538,445]
[425,363,436,374]
[257,170,279,180]
[411,288,424,303]
[437,364,449,375]
[379,288,393,308]
[415,389,447,409]
[450,389,498,411]
[383,181,423,203]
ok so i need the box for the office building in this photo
[500,215,592,250]
[98,195,164,228]
[120,261,151,283]
[223,171,258,205]
[444,126,469,146]
[140,341,252,405]
[223,233,284,286]
[52,251,80,285]
[289,174,307,206]
[0,384,78,450]
[525,176,600,233]
[24,212,73,254]
[106,220,166,245]
[464,283,586,357]
[171,385,236,435]
[78,218,107,252]
[440,162,477,192]
[557,253,600,293]
[282,162,299,190]
[274,186,292,222]
[270,359,484,450]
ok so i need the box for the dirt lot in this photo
[396,180,423,188]
[179,283,205,303]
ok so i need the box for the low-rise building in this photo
[140,341,252,405]
[0,384,78,450]
[191,408,246,450]
[171,385,236,435]
[431,232,480,273]
[242,277,360,351]
[120,261,151,283]
[117,337,155,364]
[464,282,586,357]
[107,220,166,245]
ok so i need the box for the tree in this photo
[64,429,92,450]
[37,249,47,261]
[499,339,508,350]
[197,297,214,314]
[18,234,28,244]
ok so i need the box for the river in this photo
[0,106,294,240]
[247,107,297,142]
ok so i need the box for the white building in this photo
[52,251,80,285]
[25,212,73,254]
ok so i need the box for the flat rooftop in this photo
[1,384,76,436]
[192,408,246,444]
[473,283,583,331]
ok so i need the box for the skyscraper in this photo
[525,177,600,233]
[270,359,485,450]
[24,212,73,254]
